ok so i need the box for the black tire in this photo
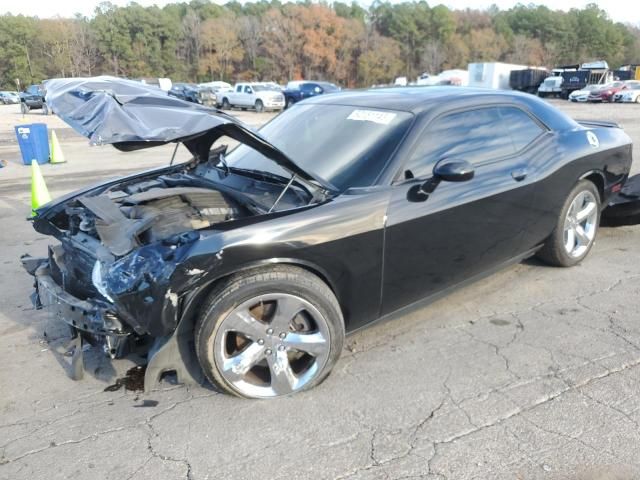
[221,98,230,110]
[20,102,28,114]
[286,98,295,109]
[195,265,345,398]
[537,180,601,267]
[254,99,264,113]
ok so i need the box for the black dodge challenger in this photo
[24,77,633,398]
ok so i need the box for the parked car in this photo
[0,91,20,104]
[218,82,285,112]
[20,84,48,114]
[29,78,634,398]
[587,81,626,102]
[613,81,640,103]
[283,81,339,108]
[168,83,216,107]
[568,85,600,102]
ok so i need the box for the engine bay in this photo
[42,161,316,258]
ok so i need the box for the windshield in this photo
[320,83,339,92]
[226,104,413,191]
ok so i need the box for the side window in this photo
[301,83,314,92]
[499,107,545,151]
[244,86,253,93]
[236,85,243,93]
[405,107,514,178]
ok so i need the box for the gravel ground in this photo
[0,99,639,480]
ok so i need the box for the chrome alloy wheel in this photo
[563,190,598,258]
[213,293,331,398]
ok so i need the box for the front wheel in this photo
[195,266,345,398]
[537,180,601,267]
[254,99,264,113]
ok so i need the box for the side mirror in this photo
[314,86,322,94]
[433,159,475,182]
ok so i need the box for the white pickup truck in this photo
[218,82,285,112]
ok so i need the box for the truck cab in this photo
[219,82,285,113]
[538,75,564,97]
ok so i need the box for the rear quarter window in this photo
[499,107,546,151]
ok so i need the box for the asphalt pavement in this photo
[1,100,639,480]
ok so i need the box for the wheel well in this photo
[583,172,605,201]
[177,261,343,332]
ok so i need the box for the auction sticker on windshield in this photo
[347,110,397,125]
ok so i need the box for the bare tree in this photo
[237,16,262,73]
[182,9,201,80]
[421,40,445,74]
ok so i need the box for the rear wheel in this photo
[255,100,264,113]
[537,180,601,267]
[195,266,344,398]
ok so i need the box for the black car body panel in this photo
[25,81,633,387]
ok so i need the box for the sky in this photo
[0,0,638,25]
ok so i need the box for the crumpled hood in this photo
[44,76,325,186]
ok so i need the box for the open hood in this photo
[44,76,327,188]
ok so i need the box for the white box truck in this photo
[467,62,527,90]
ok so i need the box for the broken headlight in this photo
[92,261,114,303]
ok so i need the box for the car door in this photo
[229,84,243,105]
[301,83,322,99]
[381,105,545,314]
[243,85,255,106]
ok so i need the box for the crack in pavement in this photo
[0,389,217,476]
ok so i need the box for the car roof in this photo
[304,86,540,114]
[303,86,578,132]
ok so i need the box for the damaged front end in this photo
[23,76,330,388]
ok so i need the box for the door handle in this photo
[511,168,528,181]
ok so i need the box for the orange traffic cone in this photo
[31,160,51,216]
[49,130,66,164]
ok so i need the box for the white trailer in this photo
[467,62,527,90]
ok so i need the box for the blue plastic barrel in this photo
[15,123,50,165]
